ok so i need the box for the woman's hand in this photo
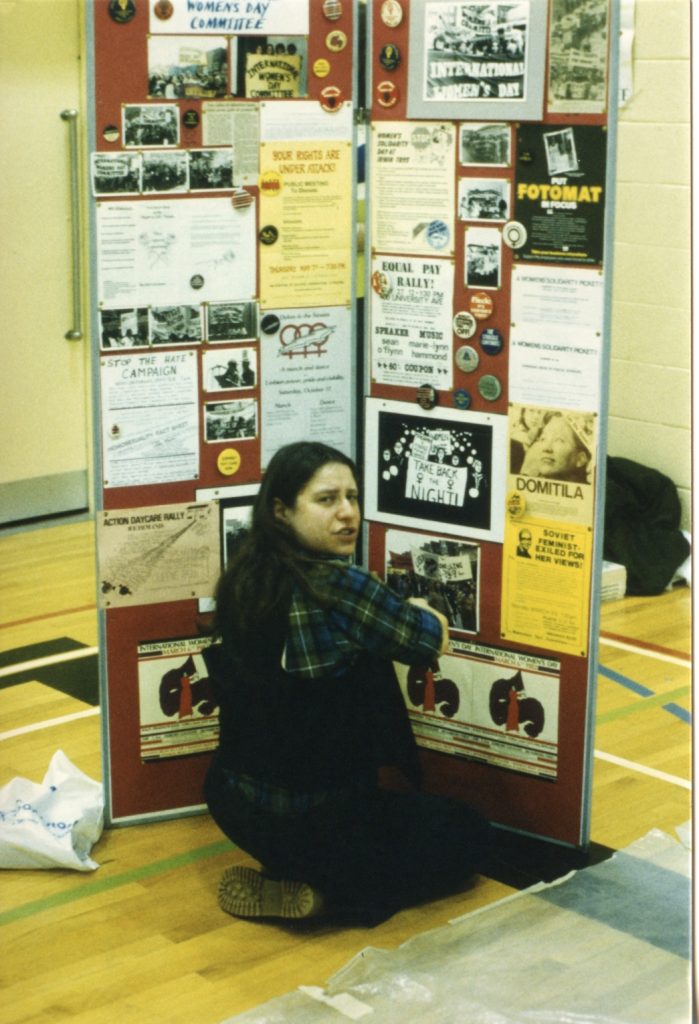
[408,597,450,655]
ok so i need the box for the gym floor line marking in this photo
[594,749,691,790]
[596,685,691,725]
[0,840,235,927]
[0,604,96,630]
[599,633,691,667]
[0,647,99,679]
[0,706,101,741]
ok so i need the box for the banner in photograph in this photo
[384,528,480,635]
[501,515,593,657]
[547,0,610,114]
[513,124,607,264]
[370,256,454,389]
[137,638,219,762]
[394,641,560,779]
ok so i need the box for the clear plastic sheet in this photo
[223,827,692,1024]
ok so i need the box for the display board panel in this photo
[88,0,359,823]
[365,0,618,847]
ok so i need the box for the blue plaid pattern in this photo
[282,562,442,679]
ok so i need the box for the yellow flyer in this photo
[259,140,352,308]
[501,515,593,657]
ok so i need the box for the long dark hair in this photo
[212,442,359,643]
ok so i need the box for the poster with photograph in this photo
[142,151,189,194]
[513,124,607,264]
[547,0,610,114]
[189,149,234,191]
[258,139,353,307]
[501,515,593,657]
[365,398,506,542]
[370,122,456,257]
[207,300,258,342]
[91,152,142,196]
[204,398,258,442]
[100,350,199,487]
[508,404,597,525]
[149,0,309,37]
[147,36,228,99]
[196,482,259,613]
[408,0,547,121]
[385,529,480,634]
[509,264,604,410]
[394,641,560,778]
[96,198,256,308]
[459,122,511,166]
[203,346,257,392]
[370,256,454,389]
[99,307,149,349]
[464,226,502,289]
[149,305,203,344]
[458,178,509,221]
[260,305,353,467]
[98,501,219,608]
[138,638,219,762]
[123,105,179,148]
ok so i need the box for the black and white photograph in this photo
[230,36,308,99]
[408,0,547,121]
[206,301,258,342]
[458,177,510,221]
[147,35,228,99]
[149,305,203,345]
[547,0,609,114]
[543,127,579,176]
[142,150,189,194]
[365,398,506,542]
[91,152,142,196]
[220,499,254,567]
[459,122,511,166]
[203,347,257,393]
[204,399,258,442]
[465,226,502,289]
[123,104,179,148]
[189,149,234,192]
[99,307,149,349]
[385,529,481,634]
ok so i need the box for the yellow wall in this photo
[610,0,691,527]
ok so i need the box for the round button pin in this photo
[182,109,200,129]
[313,58,331,78]
[380,0,403,27]
[506,491,526,518]
[217,448,241,477]
[455,345,479,373]
[325,29,347,52]
[379,44,401,71]
[478,374,502,401]
[502,221,527,249]
[190,274,205,289]
[453,388,472,410]
[259,225,279,245]
[109,0,135,23]
[453,310,477,339]
[416,384,437,410]
[320,86,343,111]
[470,291,493,320]
[154,0,174,18]
[376,80,399,107]
[322,0,343,20]
[480,327,503,355]
[260,314,280,335]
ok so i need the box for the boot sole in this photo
[218,866,323,919]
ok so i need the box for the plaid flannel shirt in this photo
[282,560,443,679]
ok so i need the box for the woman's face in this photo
[275,461,361,556]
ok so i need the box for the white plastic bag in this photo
[0,750,104,871]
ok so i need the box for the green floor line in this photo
[1,839,234,927]
[596,686,691,725]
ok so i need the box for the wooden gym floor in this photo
[0,518,692,1023]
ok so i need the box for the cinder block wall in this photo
[609,0,691,528]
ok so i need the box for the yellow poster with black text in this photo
[501,516,593,657]
[259,140,352,308]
